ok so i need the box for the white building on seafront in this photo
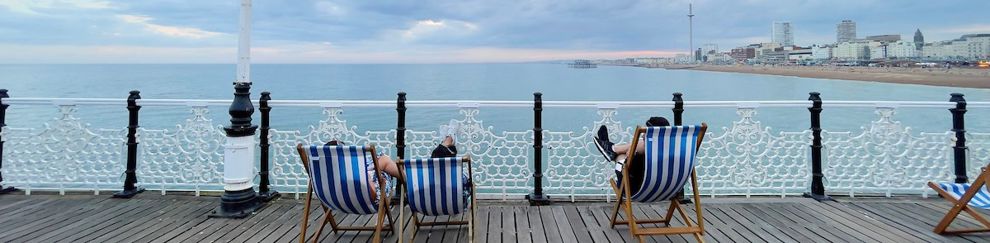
[921,34,990,60]
[811,45,833,60]
[886,40,919,58]
[834,41,872,60]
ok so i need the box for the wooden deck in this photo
[1,194,990,242]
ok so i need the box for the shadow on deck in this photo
[0,194,989,242]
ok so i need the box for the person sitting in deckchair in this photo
[593,116,671,193]
[325,120,470,200]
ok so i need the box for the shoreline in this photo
[657,64,990,89]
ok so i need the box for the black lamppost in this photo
[211,0,261,218]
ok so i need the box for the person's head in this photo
[645,116,670,127]
[324,140,343,146]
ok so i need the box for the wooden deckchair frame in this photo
[395,155,477,243]
[609,124,708,243]
[296,144,396,243]
[928,166,990,234]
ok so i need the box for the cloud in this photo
[394,19,479,42]
[117,14,223,39]
[1,0,989,63]
[0,0,112,15]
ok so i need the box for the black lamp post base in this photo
[526,193,552,206]
[0,186,18,195]
[112,187,145,199]
[803,192,833,202]
[258,190,281,202]
[210,188,261,218]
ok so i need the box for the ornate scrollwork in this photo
[2,105,125,193]
[544,107,631,198]
[138,106,227,193]
[823,107,953,196]
[696,107,811,197]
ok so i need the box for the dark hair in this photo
[645,116,670,127]
[324,140,343,146]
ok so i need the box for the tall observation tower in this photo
[688,4,695,63]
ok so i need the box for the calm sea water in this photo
[1,64,988,135]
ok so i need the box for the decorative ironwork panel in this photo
[823,107,953,197]
[695,107,812,197]
[544,107,632,197]
[138,106,227,193]
[1,105,126,194]
[965,132,990,182]
[405,106,533,197]
[269,105,396,195]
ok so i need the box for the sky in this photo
[0,0,988,64]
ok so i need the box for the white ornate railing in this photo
[1,97,987,200]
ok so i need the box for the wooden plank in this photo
[72,198,174,242]
[636,204,687,243]
[514,206,534,243]
[883,202,979,243]
[552,206,579,243]
[0,197,111,241]
[89,198,194,242]
[539,206,564,243]
[500,207,517,243]
[585,205,627,243]
[752,205,828,242]
[526,205,549,243]
[847,202,960,243]
[474,206,490,243]
[570,205,608,243]
[486,207,502,243]
[203,203,286,242]
[253,204,308,243]
[119,200,213,242]
[802,201,914,242]
[739,204,813,243]
[719,205,786,243]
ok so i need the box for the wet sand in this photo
[662,64,990,89]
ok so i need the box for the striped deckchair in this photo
[609,124,708,243]
[928,166,990,234]
[296,144,395,243]
[396,156,476,243]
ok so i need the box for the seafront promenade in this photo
[1,194,989,242]
[654,64,990,89]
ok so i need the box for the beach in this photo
[661,64,990,89]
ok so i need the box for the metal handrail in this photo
[0,97,971,109]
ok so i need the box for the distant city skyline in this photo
[0,0,988,63]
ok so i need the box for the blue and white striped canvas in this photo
[938,182,990,209]
[630,125,702,203]
[307,145,379,215]
[404,157,467,216]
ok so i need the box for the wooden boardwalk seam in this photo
[0,194,989,242]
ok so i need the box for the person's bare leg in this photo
[376,155,401,178]
[611,143,645,155]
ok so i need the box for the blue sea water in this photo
[0,63,988,134]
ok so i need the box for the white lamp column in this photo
[212,0,261,218]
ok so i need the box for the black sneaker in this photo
[593,125,616,161]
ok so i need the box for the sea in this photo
[1,63,988,135]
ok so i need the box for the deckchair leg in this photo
[299,184,314,243]
[312,210,332,243]
[398,187,405,243]
[609,179,624,228]
[664,200,678,226]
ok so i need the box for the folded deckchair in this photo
[296,144,396,243]
[610,124,708,243]
[396,156,476,243]
[928,166,990,234]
